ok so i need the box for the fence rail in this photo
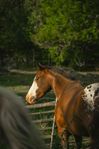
[33,118,54,124]
[27,99,55,147]
[30,110,54,116]
[26,101,55,109]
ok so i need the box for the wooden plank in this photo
[26,100,56,147]
[39,127,53,131]
[43,134,55,139]
[26,101,55,109]
[30,110,54,116]
[33,118,53,123]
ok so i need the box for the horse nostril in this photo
[25,95,36,104]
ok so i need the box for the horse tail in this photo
[0,87,47,149]
[90,93,99,149]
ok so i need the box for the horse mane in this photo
[0,87,47,149]
[46,66,78,81]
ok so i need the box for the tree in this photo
[0,0,99,69]
[28,0,99,68]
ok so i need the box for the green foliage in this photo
[0,0,99,69]
[27,0,99,67]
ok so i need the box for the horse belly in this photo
[61,96,89,137]
[55,104,89,137]
[64,103,90,137]
[68,120,89,137]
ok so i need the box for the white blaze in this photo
[28,77,38,99]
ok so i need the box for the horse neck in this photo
[48,72,73,99]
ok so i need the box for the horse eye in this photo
[36,77,39,81]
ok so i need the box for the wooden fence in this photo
[26,99,56,148]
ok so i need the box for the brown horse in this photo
[26,65,99,149]
[0,87,47,149]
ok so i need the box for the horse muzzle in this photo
[26,94,36,105]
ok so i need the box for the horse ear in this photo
[38,63,46,70]
[38,63,51,71]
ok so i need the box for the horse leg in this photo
[55,106,70,149]
[74,135,82,149]
[58,128,70,149]
[61,129,70,149]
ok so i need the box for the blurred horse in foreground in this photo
[0,87,47,149]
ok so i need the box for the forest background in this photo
[0,0,99,70]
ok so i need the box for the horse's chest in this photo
[82,83,99,110]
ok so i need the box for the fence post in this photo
[50,98,58,149]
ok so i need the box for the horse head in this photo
[26,64,78,105]
[26,64,51,104]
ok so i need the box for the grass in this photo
[0,71,34,98]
